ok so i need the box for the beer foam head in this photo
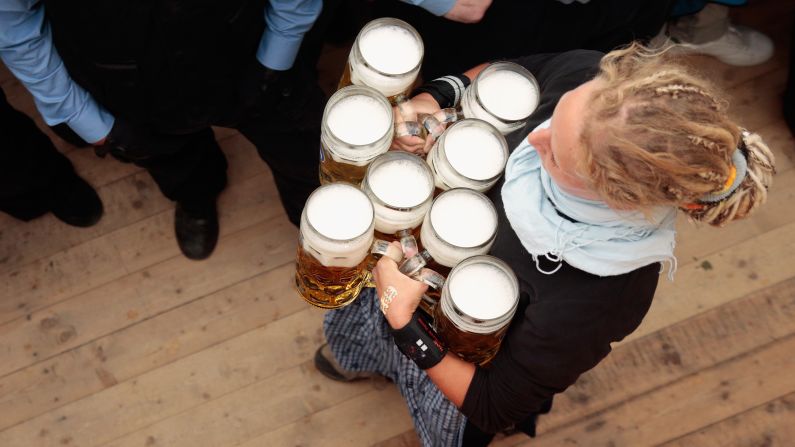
[443,122,507,181]
[449,261,517,320]
[477,69,538,121]
[327,94,391,146]
[306,184,373,240]
[430,189,496,248]
[359,24,422,75]
[369,157,433,208]
[366,154,433,233]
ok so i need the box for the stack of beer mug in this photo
[295,18,543,365]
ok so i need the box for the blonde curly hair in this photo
[580,43,775,227]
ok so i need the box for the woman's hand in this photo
[372,242,428,329]
[391,93,443,155]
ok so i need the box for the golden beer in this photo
[460,62,540,135]
[427,119,509,193]
[433,256,519,366]
[338,18,423,103]
[320,85,393,185]
[294,183,375,309]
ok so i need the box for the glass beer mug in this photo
[295,183,375,309]
[426,119,509,193]
[320,85,393,185]
[361,151,434,243]
[433,255,519,366]
[338,17,424,103]
[460,62,540,135]
[402,188,498,315]
[418,188,498,278]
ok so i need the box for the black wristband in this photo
[412,74,471,109]
[391,312,448,369]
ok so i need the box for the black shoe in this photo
[50,173,103,227]
[314,344,378,382]
[174,202,219,260]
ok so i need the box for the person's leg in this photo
[119,127,227,259]
[0,88,102,226]
[664,2,774,66]
[668,3,730,44]
[235,69,324,226]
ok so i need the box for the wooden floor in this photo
[2,3,794,446]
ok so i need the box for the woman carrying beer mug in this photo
[317,44,775,446]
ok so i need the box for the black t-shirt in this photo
[460,50,661,434]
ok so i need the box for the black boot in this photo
[50,172,104,227]
[174,201,219,260]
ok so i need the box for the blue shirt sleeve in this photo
[0,0,114,143]
[257,0,323,71]
[399,0,456,16]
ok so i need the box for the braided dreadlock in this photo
[578,42,775,227]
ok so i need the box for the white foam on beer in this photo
[430,190,496,248]
[443,125,506,181]
[478,70,538,121]
[449,263,516,320]
[307,184,373,240]
[370,158,433,208]
[359,25,422,75]
[327,94,391,146]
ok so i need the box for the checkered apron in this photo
[324,287,467,447]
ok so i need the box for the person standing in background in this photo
[377,0,675,79]
[0,0,326,260]
[0,87,102,227]
[664,1,774,66]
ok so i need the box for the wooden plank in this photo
[541,275,795,432]
[522,334,795,446]
[660,392,795,447]
[0,306,328,447]
[0,155,280,325]
[102,363,382,447]
[108,170,281,272]
[492,275,795,447]
[625,219,795,343]
[0,131,267,276]
[673,151,794,264]
[0,170,168,276]
[236,387,413,447]
[372,431,421,447]
[0,261,303,431]
[727,67,788,132]
[0,213,297,379]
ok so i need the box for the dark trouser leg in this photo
[127,128,228,212]
[0,89,77,220]
[235,72,325,226]
[377,0,674,79]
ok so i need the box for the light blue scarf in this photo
[501,119,678,278]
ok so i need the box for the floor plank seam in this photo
[534,330,795,440]
[0,209,291,328]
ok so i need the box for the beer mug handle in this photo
[413,268,445,290]
[396,230,419,258]
[434,108,460,125]
[399,252,426,277]
[420,114,446,141]
[371,239,404,264]
[395,120,422,138]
